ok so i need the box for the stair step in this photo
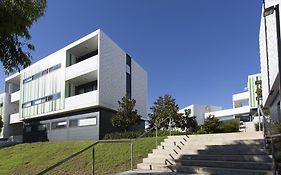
[152,148,269,155]
[143,158,273,170]
[158,144,265,150]
[162,139,264,146]
[137,163,272,175]
[147,154,272,162]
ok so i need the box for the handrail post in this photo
[130,143,133,171]
[92,145,95,175]
[156,126,158,147]
[169,117,172,136]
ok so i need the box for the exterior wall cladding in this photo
[1,29,147,142]
[259,0,281,122]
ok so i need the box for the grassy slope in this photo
[0,137,165,175]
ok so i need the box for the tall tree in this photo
[0,0,47,74]
[112,96,142,132]
[178,109,198,133]
[150,94,181,129]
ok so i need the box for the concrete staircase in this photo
[136,132,273,175]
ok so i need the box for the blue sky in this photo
[0,0,262,110]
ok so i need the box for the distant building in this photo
[178,104,222,125]
[205,73,262,122]
[0,29,148,142]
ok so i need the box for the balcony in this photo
[65,90,98,110]
[10,113,21,124]
[65,55,98,81]
[11,90,20,103]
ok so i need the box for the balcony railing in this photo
[65,55,98,81]
[11,90,20,103]
[10,113,21,124]
[65,90,98,110]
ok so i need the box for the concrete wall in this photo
[259,0,281,122]
[131,60,148,118]
[99,30,126,111]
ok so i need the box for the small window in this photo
[38,124,46,131]
[32,99,42,105]
[22,102,32,108]
[0,103,3,107]
[33,72,42,80]
[78,117,97,126]
[126,65,131,74]
[52,93,61,100]
[51,121,67,130]
[42,69,48,76]
[69,119,78,127]
[25,126,31,132]
[23,77,33,84]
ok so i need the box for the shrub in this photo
[102,130,184,140]
[218,119,240,133]
[201,116,221,133]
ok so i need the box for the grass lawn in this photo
[0,136,165,175]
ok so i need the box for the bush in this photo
[103,130,184,140]
[218,119,240,133]
[197,119,240,134]
[201,116,221,133]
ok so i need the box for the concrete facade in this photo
[259,0,281,122]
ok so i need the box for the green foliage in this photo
[103,130,183,140]
[0,115,3,133]
[198,117,239,134]
[150,94,181,129]
[201,115,221,133]
[218,119,240,133]
[112,96,142,132]
[0,0,47,73]
[178,109,199,133]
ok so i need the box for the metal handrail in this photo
[258,106,281,175]
[36,117,175,174]
[36,139,131,175]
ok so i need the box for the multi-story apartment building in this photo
[259,0,281,122]
[204,74,262,122]
[0,29,147,142]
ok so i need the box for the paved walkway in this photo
[117,169,198,175]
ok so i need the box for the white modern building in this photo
[178,104,222,125]
[204,74,262,122]
[259,0,281,122]
[0,29,148,142]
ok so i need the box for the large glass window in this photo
[23,63,61,84]
[69,117,97,127]
[75,81,97,95]
[51,121,67,130]
[22,92,61,108]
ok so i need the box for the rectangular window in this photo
[22,92,61,108]
[75,81,97,95]
[76,50,98,63]
[69,119,78,127]
[126,54,132,99]
[23,63,61,84]
[37,124,47,131]
[0,103,3,107]
[78,117,97,126]
[51,121,67,130]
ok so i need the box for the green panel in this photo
[248,75,262,108]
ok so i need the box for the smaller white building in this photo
[178,104,223,125]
